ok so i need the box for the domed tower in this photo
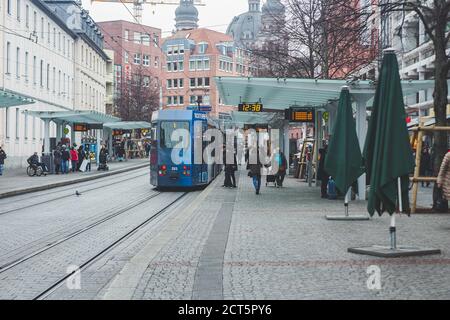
[175,0,199,31]
[260,0,285,34]
[226,0,262,49]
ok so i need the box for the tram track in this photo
[0,190,165,273]
[0,169,150,215]
[32,192,188,300]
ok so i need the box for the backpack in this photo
[435,188,449,213]
[327,177,337,200]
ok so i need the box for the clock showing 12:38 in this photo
[238,103,263,112]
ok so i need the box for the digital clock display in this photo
[73,123,88,132]
[238,103,263,112]
[286,108,315,123]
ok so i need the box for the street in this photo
[0,168,449,300]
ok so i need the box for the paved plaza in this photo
[31,169,448,300]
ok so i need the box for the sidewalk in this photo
[0,159,149,199]
[101,168,450,300]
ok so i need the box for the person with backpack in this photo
[0,146,7,176]
[275,150,288,187]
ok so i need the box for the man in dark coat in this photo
[420,147,432,187]
[317,146,329,198]
[53,147,62,174]
[61,146,70,174]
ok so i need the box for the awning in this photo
[24,110,120,124]
[215,77,437,109]
[0,90,35,108]
[103,121,152,130]
[230,111,286,128]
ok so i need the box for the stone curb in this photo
[0,162,149,200]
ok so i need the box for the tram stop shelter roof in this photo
[103,121,152,130]
[215,77,435,110]
[23,110,120,124]
[0,89,35,108]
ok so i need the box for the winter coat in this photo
[437,152,450,200]
[53,149,62,165]
[70,150,78,161]
[99,149,108,164]
[0,149,6,165]
[61,150,70,161]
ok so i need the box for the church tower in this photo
[175,0,199,31]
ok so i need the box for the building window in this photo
[32,56,36,84]
[33,11,37,32]
[143,76,150,87]
[124,29,129,41]
[179,79,184,88]
[53,28,56,47]
[133,53,141,64]
[16,0,21,21]
[179,96,184,104]
[167,62,172,72]
[167,79,172,88]
[46,64,50,90]
[142,34,151,46]
[5,108,10,139]
[124,51,129,63]
[15,108,20,139]
[134,32,141,44]
[52,67,56,92]
[25,5,29,27]
[198,42,207,54]
[203,95,210,105]
[167,96,172,105]
[204,59,210,70]
[58,71,61,94]
[24,113,28,140]
[190,78,195,87]
[32,116,36,140]
[205,77,210,87]
[6,42,11,74]
[39,60,43,87]
[24,52,29,80]
[15,47,20,78]
[48,23,50,43]
[41,17,44,39]
[197,77,203,87]
[7,0,12,15]
[190,95,196,104]
[154,56,159,68]
[143,54,150,66]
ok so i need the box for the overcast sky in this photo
[82,0,252,37]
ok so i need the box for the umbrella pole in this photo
[344,187,351,217]
[390,177,402,250]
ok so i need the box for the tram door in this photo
[194,120,208,183]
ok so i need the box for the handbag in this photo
[248,171,253,177]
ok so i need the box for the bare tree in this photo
[379,0,450,181]
[251,0,376,79]
[115,66,160,122]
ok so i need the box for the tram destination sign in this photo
[73,123,88,132]
[238,102,263,112]
[286,107,315,123]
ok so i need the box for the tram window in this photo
[160,121,190,148]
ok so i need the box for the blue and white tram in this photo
[150,110,222,189]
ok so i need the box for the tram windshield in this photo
[160,121,190,149]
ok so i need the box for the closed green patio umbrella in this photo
[325,87,368,220]
[348,49,441,257]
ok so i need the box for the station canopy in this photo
[215,77,436,110]
[0,90,35,108]
[24,110,120,124]
[103,121,152,130]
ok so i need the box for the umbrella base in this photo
[348,245,441,258]
[325,215,370,221]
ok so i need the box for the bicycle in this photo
[27,164,44,177]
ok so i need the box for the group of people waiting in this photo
[53,144,92,174]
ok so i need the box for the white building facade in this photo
[0,0,77,168]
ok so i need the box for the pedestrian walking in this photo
[223,146,237,188]
[247,147,262,195]
[53,147,62,174]
[437,151,450,200]
[85,151,92,172]
[275,150,287,188]
[69,147,79,173]
[0,146,7,176]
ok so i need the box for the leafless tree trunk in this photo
[380,1,449,192]
[115,66,160,122]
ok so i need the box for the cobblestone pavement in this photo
[103,168,449,300]
[1,166,448,299]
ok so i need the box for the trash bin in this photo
[41,154,54,174]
